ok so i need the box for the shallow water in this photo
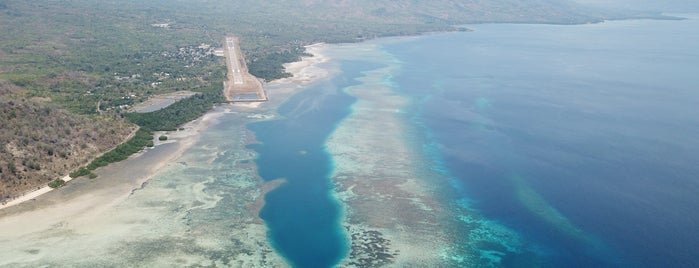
[0,108,290,267]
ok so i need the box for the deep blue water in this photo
[382,17,699,267]
[247,61,383,267]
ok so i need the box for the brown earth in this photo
[0,94,135,203]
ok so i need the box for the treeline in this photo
[248,46,309,81]
[70,86,224,178]
[89,129,153,168]
[69,128,153,178]
[125,91,224,131]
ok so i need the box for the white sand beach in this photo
[270,43,330,86]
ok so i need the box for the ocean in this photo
[248,15,699,267]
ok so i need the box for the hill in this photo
[0,82,134,201]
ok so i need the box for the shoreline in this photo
[0,43,330,212]
[0,32,467,267]
[0,36,453,266]
[0,42,333,266]
[267,43,330,87]
[0,126,140,211]
[0,175,71,210]
[0,106,291,266]
[0,109,218,216]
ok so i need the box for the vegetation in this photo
[126,91,224,131]
[69,128,152,178]
[48,179,65,189]
[69,167,91,179]
[158,135,168,141]
[249,47,310,80]
[83,129,153,171]
[0,0,604,115]
[0,94,134,199]
[71,88,223,178]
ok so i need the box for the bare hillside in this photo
[0,83,135,201]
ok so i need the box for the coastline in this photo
[1,39,440,266]
[1,13,689,213]
[0,43,330,212]
[0,104,293,267]
[0,175,71,210]
[0,108,216,217]
[0,42,333,267]
[270,43,330,86]
[0,36,457,267]
[0,126,140,211]
[0,34,464,267]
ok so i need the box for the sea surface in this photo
[248,15,699,267]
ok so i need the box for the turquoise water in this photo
[250,15,699,267]
[247,61,384,267]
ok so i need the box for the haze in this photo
[575,0,699,12]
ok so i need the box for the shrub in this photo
[158,135,168,141]
[48,179,65,188]
[70,167,90,178]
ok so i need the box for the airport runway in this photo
[222,36,267,102]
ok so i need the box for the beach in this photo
[0,44,330,267]
[0,38,462,267]
[0,44,330,212]
[0,39,463,266]
[0,175,71,210]
[0,40,460,267]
